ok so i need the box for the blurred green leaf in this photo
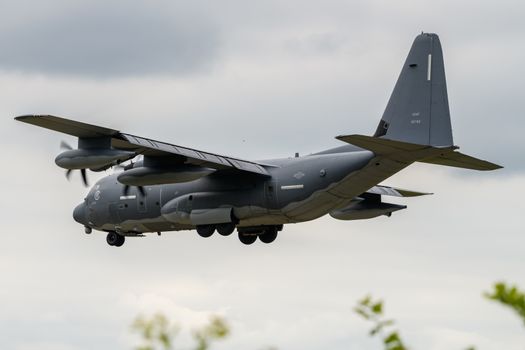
[372,302,383,315]
[193,316,230,350]
[354,306,371,320]
[132,314,229,350]
[355,295,407,350]
[485,281,525,325]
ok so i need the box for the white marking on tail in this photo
[427,54,432,81]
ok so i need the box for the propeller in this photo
[123,184,146,197]
[61,141,89,187]
[60,140,73,150]
[114,158,146,197]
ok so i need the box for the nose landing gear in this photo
[106,231,125,247]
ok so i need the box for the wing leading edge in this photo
[15,114,271,176]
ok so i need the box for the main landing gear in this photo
[106,231,125,247]
[196,224,282,245]
[196,222,236,238]
[238,226,280,245]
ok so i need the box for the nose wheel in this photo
[106,231,125,247]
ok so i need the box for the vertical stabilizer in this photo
[374,33,453,147]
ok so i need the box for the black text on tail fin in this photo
[374,33,453,147]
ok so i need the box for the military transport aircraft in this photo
[15,33,501,247]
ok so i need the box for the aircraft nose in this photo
[73,202,87,225]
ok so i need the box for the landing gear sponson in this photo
[196,224,283,245]
[102,224,283,247]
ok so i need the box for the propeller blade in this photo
[65,169,73,180]
[122,184,146,197]
[80,169,88,187]
[60,141,73,150]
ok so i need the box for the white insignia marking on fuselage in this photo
[120,195,137,200]
[94,190,101,201]
[427,54,432,81]
[293,171,305,180]
[281,184,304,190]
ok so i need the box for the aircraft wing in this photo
[15,114,271,176]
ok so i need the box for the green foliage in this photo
[485,281,525,325]
[354,295,407,350]
[193,316,230,350]
[132,313,229,350]
[131,282,525,350]
[132,313,178,350]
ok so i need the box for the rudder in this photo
[374,33,453,147]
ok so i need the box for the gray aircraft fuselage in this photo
[76,146,373,234]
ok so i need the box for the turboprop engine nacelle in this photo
[55,149,135,170]
[117,165,215,186]
[330,200,406,221]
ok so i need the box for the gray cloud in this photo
[2,1,525,349]
[0,1,220,77]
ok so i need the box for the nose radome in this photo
[73,203,87,225]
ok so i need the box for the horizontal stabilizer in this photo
[337,134,453,154]
[336,134,502,171]
[366,185,432,197]
[419,152,502,171]
[330,201,406,221]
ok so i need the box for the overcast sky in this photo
[1,0,524,349]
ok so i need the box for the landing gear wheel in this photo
[217,223,235,236]
[196,225,215,238]
[238,232,257,245]
[259,227,278,244]
[106,231,123,246]
[114,234,125,247]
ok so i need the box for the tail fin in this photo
[336,33,502,171]
[374,33,453,147]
